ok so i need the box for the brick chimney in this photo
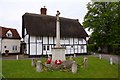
[40,6,47,15]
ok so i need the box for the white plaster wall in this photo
[70,38,73,45]
[65,40,69,44]
[30,36,36,42]
[24,35,29,54]
[30,43,43,55]
[43,37,47,44]
[83,39,86,44]
[78,46,81,53]
[79,38,82,44]
[1,39,20,53]
[60,39,64,45]
[84,45,87,53]
[24,35,29,43]
[49,37,53,44]
[37,44,42,55]
[30,44,36,55]
[54,38,56,44]
[65,46,71,54]
[74,45,78,53]
[74,38,78,44]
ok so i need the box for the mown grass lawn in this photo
[2,56,119,78]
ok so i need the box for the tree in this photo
[83,2,120,53]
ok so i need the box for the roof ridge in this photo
[0,26,16,30]
[24,12,79,22]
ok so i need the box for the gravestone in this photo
[110,57,113,65]
[69,56,73,60]
[31,58,36,67]
[16,55,19,60]
[71,61,77,74]
[83,57,88,68]
[74,54,76,58]
[36,60,42,72]
[62,60,73,69]
[99,54,102,59]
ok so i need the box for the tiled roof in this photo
[0,26,21,39]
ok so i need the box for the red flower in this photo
[46,58,52,64]
[55,60,62,65]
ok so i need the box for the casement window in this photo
[7,33,12,37]
[12,46,17,51]
[43,45,46,50]
[81,45,84,49]
[47,45,50,50]
[43,45,50,51]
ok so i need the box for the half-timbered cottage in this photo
[0,26,21,54]
[22,7,88,57]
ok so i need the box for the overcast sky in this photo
[0,0,91,36]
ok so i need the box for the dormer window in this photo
[6,30,12,38]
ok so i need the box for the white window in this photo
[47,45,50,51]
[6,30,12,38]
[12,46,17,51]
[43,45,46,50]
[43,45,50,51]
[81,45,84,49]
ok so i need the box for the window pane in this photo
[47,45,49,50]
[43,45,46,50]
[12,46,14,50]
[15,46,17,50]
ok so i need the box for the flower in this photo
[46,58,52,64]
[55,60,62,65]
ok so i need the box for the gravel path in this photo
[92,53,120,64]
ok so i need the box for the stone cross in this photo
[72,61,77,74]
[51,11,66,61]
[31,58,36,67]
[36,60,42,72]
[56,11,61,47]
[110,57,113,65]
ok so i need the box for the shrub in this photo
[111,44,120,55]
[87,44,97,54]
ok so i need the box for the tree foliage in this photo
[83,2,120,47]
